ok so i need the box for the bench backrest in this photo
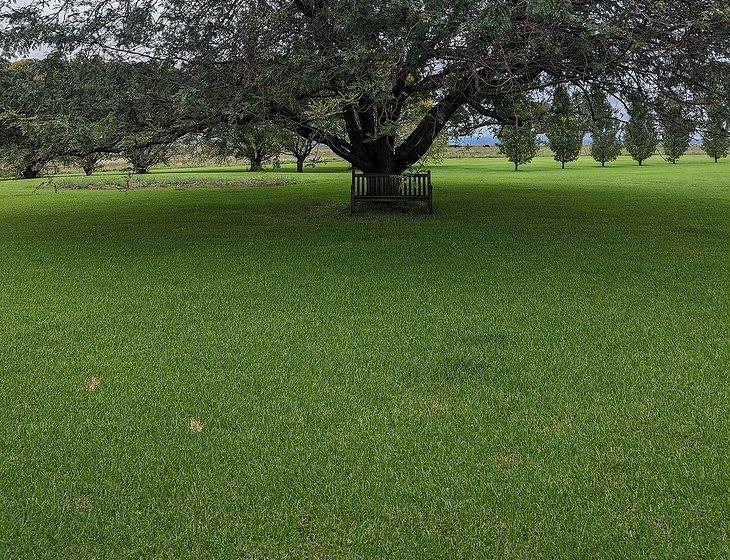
[351,171,431,197]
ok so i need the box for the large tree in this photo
[122,141,171,174]
[0,56,199,176]
[2,1,727,175]
[0,111,66,178]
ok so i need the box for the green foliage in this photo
[546,86,582,168]
[587,89,622,167]
[419,131,449,167]
[0,111,67,178]
[497,122,540,171]
[701,106,729,163]
[3,0,726,173]
[0,60,69,178]
[121,139,171,174]
[210,122,288,172]
[70,116,118,175]
[624,92,659,165]
[0,57,180,178]
[658,101,693,164]
[399,98,449,169]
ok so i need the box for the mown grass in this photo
[1,156,728,558]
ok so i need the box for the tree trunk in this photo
[715,156,719,163]
[561,161,565,169]
[282,87,464,176]
[601,161,605,167]
[249,157,263,172]
[296,158,305,173]
[514,162,519,172]
[83,165,94,176]
[638,160,643,166]
[358,136,402,174]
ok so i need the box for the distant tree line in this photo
[0,58,451,178]
[0,57,728,179]
[494,87,728,171]
[0,58,328,178]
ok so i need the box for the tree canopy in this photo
[1,0,728,173]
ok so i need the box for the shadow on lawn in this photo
[4,174,715,265]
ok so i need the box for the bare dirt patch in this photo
[83,376,101,392]
[58,178,298,190]
[188,418,203,433]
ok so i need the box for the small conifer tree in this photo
[625,91,659,166]
[586,88,622,167]
[701,106,729,163]
[497,121,540,171]
[547,85,582,169]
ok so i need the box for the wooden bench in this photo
[351,171,433,214]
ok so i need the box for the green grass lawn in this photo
[1,156,728,558]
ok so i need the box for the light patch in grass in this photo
[72,498,92,514]
[83,377,100,392]
[188,418,203,433]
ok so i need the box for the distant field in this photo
[1,156,728,558]
[20,144,715,176]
